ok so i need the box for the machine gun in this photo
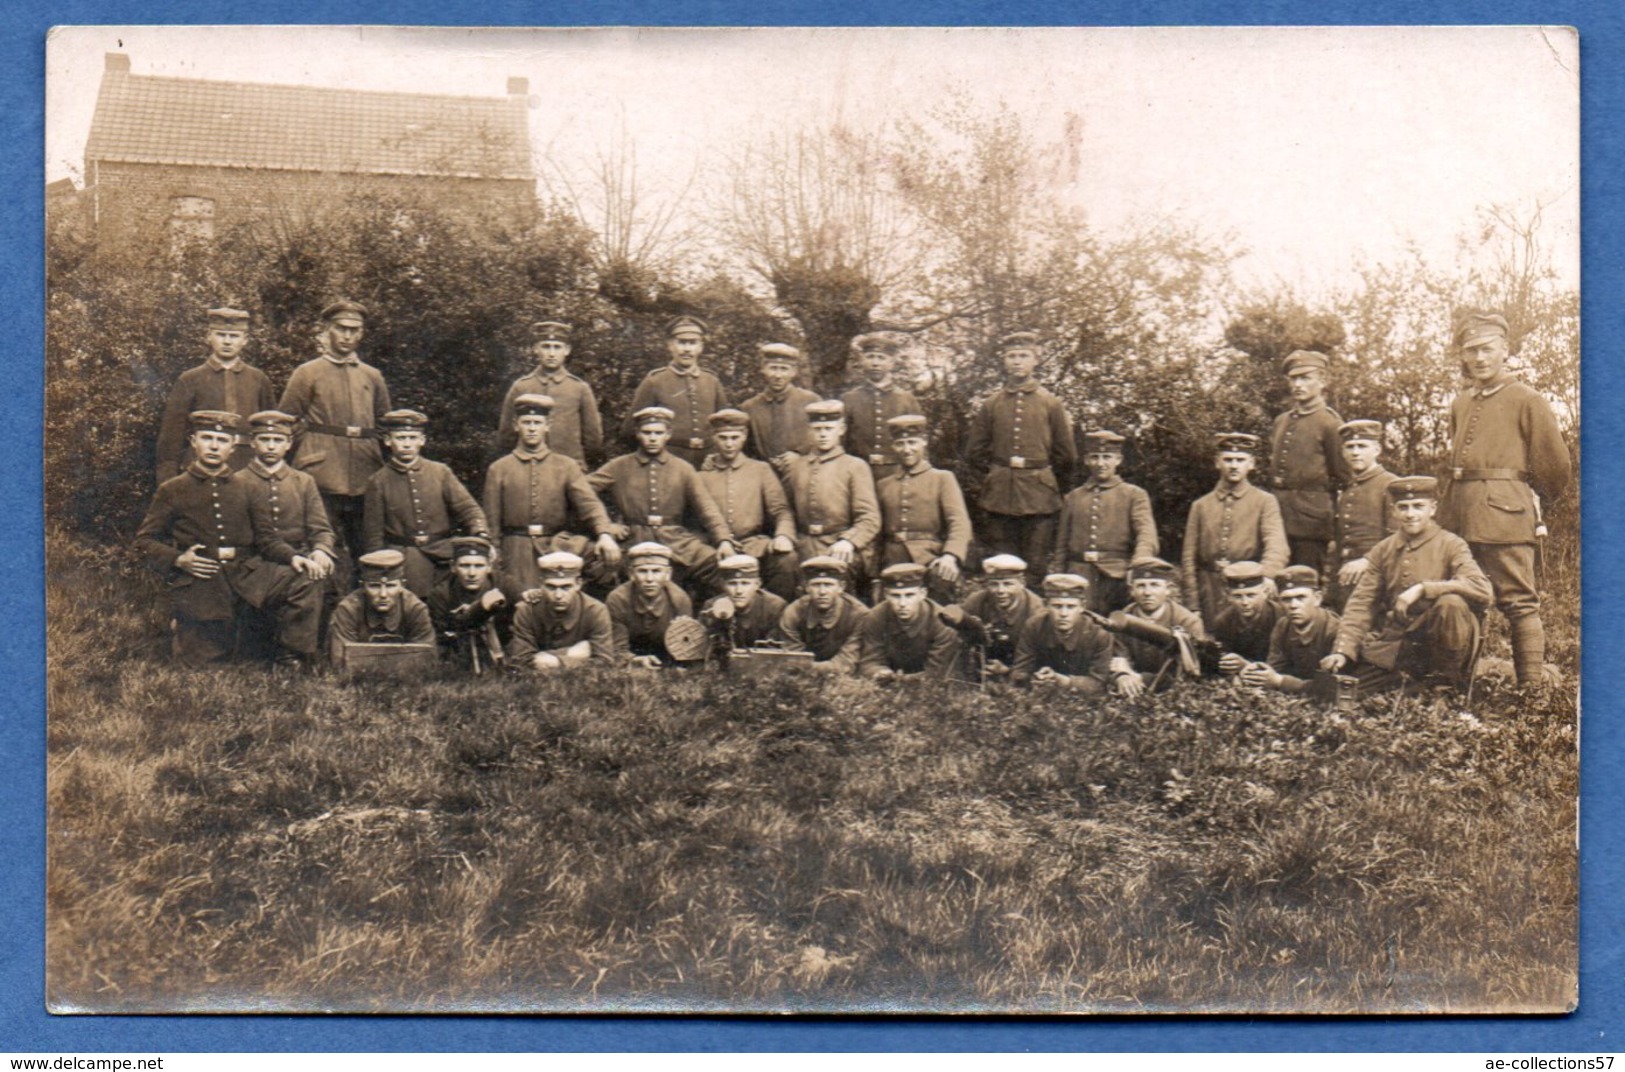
[438,591,507,675]
[1084,609,1225,680]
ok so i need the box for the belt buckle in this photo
[647,515,664,527]
[1010,455,1025,468]
[527,524,545,537]
[808,524,826,536]
[1272,476,1285,487]
[1084,551,1100,563]
[413,534,430,546]
[216,547,237,562]
[688,438,705,450]
[345,425,363,438]
[1451,468,1464,480]
[869,454,886,465]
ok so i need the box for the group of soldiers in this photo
[135,301,1571,697]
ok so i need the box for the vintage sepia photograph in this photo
[43,25,1579,1014]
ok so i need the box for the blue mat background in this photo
[6,2,1619,1052]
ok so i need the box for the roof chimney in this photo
[105,52,130,73]
[507,76,528,96]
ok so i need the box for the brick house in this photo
[81,53,536,250]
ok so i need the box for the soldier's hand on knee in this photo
[598,533,623,566]
[930,554,960,583]
[1394,583,1424,617]
[1338,558,1368,588]
[830,539,856,564]
[770,535,795,555]
[176,544,220,579]
[308,549,335,580]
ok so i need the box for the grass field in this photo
[45,530,1578,1014]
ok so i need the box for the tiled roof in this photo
[85,67,533,180]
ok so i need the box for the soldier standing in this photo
[841,334,923,483]
[278,300,391,571]
[483,393,618,602]
[1440,311,1573,686]
[1331,419,1397,609]
[623,315,729,467]
[496,320,604,467]
[1051,429,1158,614]
[698,409,798,600]
[1182,433,1289,625]
[1267,351,1350,573]
[740,343,822,461]
[507,551,616,671]
[777,555,869,673]
[875,414,972,605]
[590,406,736,592]
[362,410,490,597]
[967,331,1077,588]
[155,306,275,480]
[780,400,882,592]
[1322,476,1494,690]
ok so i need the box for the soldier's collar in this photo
[704,454,745,471]
[1403,522,1443,550]
[1474,376,1515,399]
[861,377,895,392]
[636,450,669,466]
[1291,399,1326,417]
[1350,464,1386,484]
[813,445,847,461]
[186,460,231,480]
[1003,379,1040,394]
[388,457,424,473]
[249,459,287,479]
[667,362,701,377]
[1215,479,1253,498]
[759,386,793,402]
[532,367,568,382]
[206,356,243,372]
[320,351,360,367]
[1086,474,1122,489]
[902,459,932,476]
[512,446,551,462]
[631,583,676,614]
[366,600,405,631]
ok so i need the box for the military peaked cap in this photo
[666,315,709,338]
[1222,561,1268,589]
[800,555,849,581]
[1338,419,1383,443]
[997,330,1042,352]
[320,299,367,323]
[532,320,573,342]
[758,343,803,364]
[358,548,406,580]
[1388,475,1440,502]
[886,414,930,440]
[633,406,677,427]
[1213,432,1261,454]
[188,410,241,433]
[708,409,751,431]
[207,307,250,329]
[513,393,555,417]
[1130,556,1179,583]
[450,536,494,561]
[881,562,929,589]
[380,409,429,431]
[1281,350,1330,375]
[247,410,297,436]
[1083,430,1127,452]
[1454,311,1509,349]
[1041,573,1091,598]
[1276,565,1321,594]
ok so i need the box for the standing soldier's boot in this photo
[1510,614,1547,685]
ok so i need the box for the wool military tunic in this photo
[496,369,604,465]
[1442,375,1572,545]
[698,454,796,552]
[155,358,276,479]
[966,381,1077,517]
[877,461,973,566]
[1210,601,1283,663]
[1266,607,1342,692]
[136,461,261,621]
[781,446,881,552]
[425,574,513,651]
[327,588,434,662]
[483,447,614,595]
[1335,465,1398,565]
[1011,612,1119,689]
[507,592,616,665]
[960,587,1048,666]
[841,381,923,474]
[855,600,963,679]
[624,365,729,462]
[234,461,337,564]
[1332,523,1493,662]
[740,385,823,459]
[363,458,489,595]
[778,593,869,672]
[704,590,789,650]
[278,353,391,498]
[1181,481,1289,624]
[1267,401,1350,541]
[1053,476,1158,578]
[605,580,694,661]
[590,451,734,568]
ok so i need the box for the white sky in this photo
[45,25,1580,296]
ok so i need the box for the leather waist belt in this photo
[389,533,448,547]
[1450,467,1527,481]
[889,531,941,542]
[203,547,238,562]
[997,459,1050,470]
[305,423,381,440]
[503,525,551,538]
[1270,477,1330,491]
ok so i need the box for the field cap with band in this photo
[358,548,406,581]
[1130,556,1179,583]
[189,410,241,434]
[532,320,572,343]
[633,406,676,428]
[247,410,297,436]
[537,551,585,577]
[1222,561,1268,590]
[981,554,1028,578]
[1083,430,1127,453]
[717,554,761,578]
[1388,475,1440,502]
[1281,350,1329,375]
[852,333,901,356]
[1455,312,1509,349]
[1276,565,1321,595]
[708,409,751,431]
[881,562,929,589]
[513,394,555,417]
[800,555,849,581]
[207,307,250,329]
[886,414,929,440]
[1213,432,1260,455]
[1041,573,1090,598]
[758,343,802,365]
[450,536,494,562]
[380,409,429,431]
[320,299,367,325]
[998,330,1042,352]
[626,542,674,565]
[667,315,709,339]
[1338,419,1383,443]
[806,399,846,423]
